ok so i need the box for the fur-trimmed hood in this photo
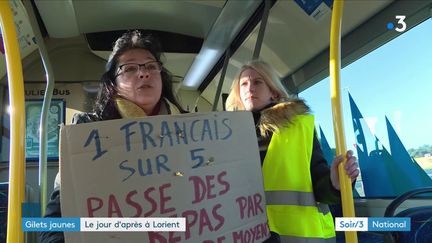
[257,99,310,137]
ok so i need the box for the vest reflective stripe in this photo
[266,190,331,214]
[280,235,336,243]
[266,204,334,238]
[262,114,335,240]
[266,190,316,206]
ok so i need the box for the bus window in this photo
[300,18,432,198]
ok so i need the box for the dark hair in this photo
[93,30,186,120]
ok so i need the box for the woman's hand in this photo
[330,150,359,190]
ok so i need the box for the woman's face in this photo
[115,49,163,114]
[239,68,275,111]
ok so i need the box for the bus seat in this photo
[0,182,40,243]
[384,187,432,243]
[0,182,8,243]
[390,207,432,243]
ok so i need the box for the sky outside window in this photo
[300,18,432,152]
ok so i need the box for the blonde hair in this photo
[225,60,290,111]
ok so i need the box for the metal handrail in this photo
[23,0,56,217]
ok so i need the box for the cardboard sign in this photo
[61,111,269,242]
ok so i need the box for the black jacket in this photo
[39,113,97,243]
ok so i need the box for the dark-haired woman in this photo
[40,30,186,243]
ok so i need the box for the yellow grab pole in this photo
[329,1,358,243]
[0,1,26,243]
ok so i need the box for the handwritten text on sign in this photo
[61,112,269,242]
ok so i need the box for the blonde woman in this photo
[226,60,359,243]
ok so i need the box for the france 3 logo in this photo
[387,15,407,33]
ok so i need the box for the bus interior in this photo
[1,0,432,242]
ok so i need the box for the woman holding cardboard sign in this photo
[225,60,359,243]
[40,30,187,243]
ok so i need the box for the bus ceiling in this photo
[9,1,432,94]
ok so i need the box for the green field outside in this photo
[415,157,432,170]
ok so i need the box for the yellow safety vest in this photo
[262,114,336,243]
